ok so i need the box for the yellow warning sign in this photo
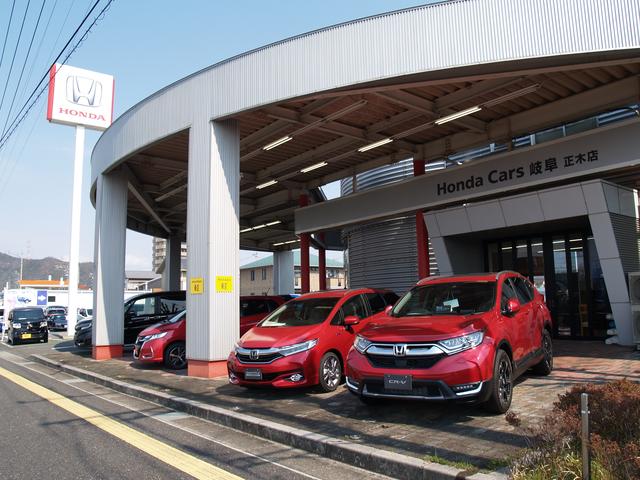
[190,277,204,295]
[216,276,233,293]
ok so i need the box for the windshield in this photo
[259,298,339,327]
[14,310,44,320]
[392,282,496,317]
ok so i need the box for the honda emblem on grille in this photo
[249,350,259,360]
[393,344,408,357]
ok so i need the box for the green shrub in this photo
[510,380,640,479]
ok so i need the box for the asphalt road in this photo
[0,338,392,480]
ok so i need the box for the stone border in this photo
[31,354,507,480]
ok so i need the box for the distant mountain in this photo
[0,252,94,289]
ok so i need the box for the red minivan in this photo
[134,296,286,369]
[227,288,398,392]
[346,272,553,413]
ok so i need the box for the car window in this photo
[130,297,156,316]
[383,292,399,306]
[241,300,271,316]
[501,279,518,310]
[159,297,186,315]
[266,300,280,311]
[510,277,533,304]
[364,293,386,314]
[260,298,339,327]
[336,295,367,325]
[13,309,44,320]
[393,282,496,316]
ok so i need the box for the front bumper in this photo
[74,328,92,347]
[346,341,495,402]
[13,330,47,342]
[133,339,164,364]
[227,350,319,388]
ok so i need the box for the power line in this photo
[0,0,111,152]
[2,0,48,137]
[0,0,32,115]
[0,0,17,73]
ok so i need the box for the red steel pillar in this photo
[318,233,327,291]
[414,159,430,279]
[299,194,311,293]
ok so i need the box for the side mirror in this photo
[505,299,521,315]
[384,305,393,314]
[344,315,360,326]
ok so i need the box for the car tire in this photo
[532,329,553,376]
[42,335,48,343]
[163,342,187,370]
[318,352,342,392]
[484,349,513,414]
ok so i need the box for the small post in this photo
[581,393,590,480]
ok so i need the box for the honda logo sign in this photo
[47,64,114,130]
[66,76,102,107]
[250,350,259,361]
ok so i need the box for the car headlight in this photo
[438,331,484,354]
[12,323,21,329]
[40,322,48,327]
[353,335,372,354]
[276,339,318,357]
[140,332,167,342]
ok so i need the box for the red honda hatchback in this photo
[134,296,286,369]
[227,289,399,392]
[346,272,553,413]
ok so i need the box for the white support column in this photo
[67,125,85,336]
[163,235,182,291]
[186,119,239,378]
[273,250,294,295]
[92,169,128,359]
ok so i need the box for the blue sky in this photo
[0,0,428,269]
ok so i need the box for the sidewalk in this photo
[34,340,640,478]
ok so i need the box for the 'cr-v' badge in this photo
[66,75,102,107]
[393,344,408,357]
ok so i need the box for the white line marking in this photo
[8,359,329,480]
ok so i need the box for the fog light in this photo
[289,373,304,382]
[229,372,239,384]
[452,382,481,394]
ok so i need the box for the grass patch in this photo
[423,454,479,474]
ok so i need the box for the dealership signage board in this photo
[46,64,114,130]
[296,119,640,233]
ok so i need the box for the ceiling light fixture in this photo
[252,224,267,230]
[434,106,482,125]
[240,227,253,233]
[266,220,282,226]
[357,137,393,153]
[300,161,328,173]
[284,239,299,244]
[273,241,285,246]
[263,136,292,151]
[255,179,278,189]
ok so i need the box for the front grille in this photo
[365,381,443,398]
[237,352,283,364]
[366,354,444,369]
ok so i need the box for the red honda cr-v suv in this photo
[228,288,398,392]
[346,272,553,413]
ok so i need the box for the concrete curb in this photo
[31,354,508,480]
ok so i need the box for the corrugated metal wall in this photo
[611,213,640,276]
[341,160,437,294]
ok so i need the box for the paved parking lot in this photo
[6,339,640,469]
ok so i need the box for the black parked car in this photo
[49,314,68,331]
[74,291,186,347]
[7,308,48,344]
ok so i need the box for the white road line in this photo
[8,358,330,480]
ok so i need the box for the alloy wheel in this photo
[322,356,341,389]
[168,344,186,369]
[498,358,512,406]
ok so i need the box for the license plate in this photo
[21,334,32,339]
[244,368,262,380]
[384,374,412,391]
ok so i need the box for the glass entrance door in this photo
[484,231,611,339]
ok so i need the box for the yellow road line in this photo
[0,366,243,480]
